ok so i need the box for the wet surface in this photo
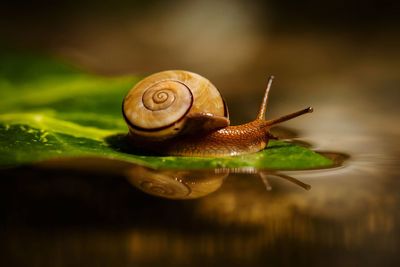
[1,0,400,266]
[0,144,396,267]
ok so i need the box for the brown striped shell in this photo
[123,70,228,140]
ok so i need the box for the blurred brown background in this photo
[1,1,400,266]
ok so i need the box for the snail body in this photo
[123,70,312,157]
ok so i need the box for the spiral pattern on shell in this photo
[142,83,177,111]
[126,167,227,199]
[128,169,192,199]
[124,80,192,130]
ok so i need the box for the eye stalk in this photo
[257,75,275,120]
[266,107,314,126]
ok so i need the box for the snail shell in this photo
[123,70,228,140]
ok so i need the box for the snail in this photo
[123,70,313,157]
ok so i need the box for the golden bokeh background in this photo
[1,0,399,266]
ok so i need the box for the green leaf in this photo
[0,50,333,170]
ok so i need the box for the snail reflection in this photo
[126,168,227,199]
[126,166,311,200]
